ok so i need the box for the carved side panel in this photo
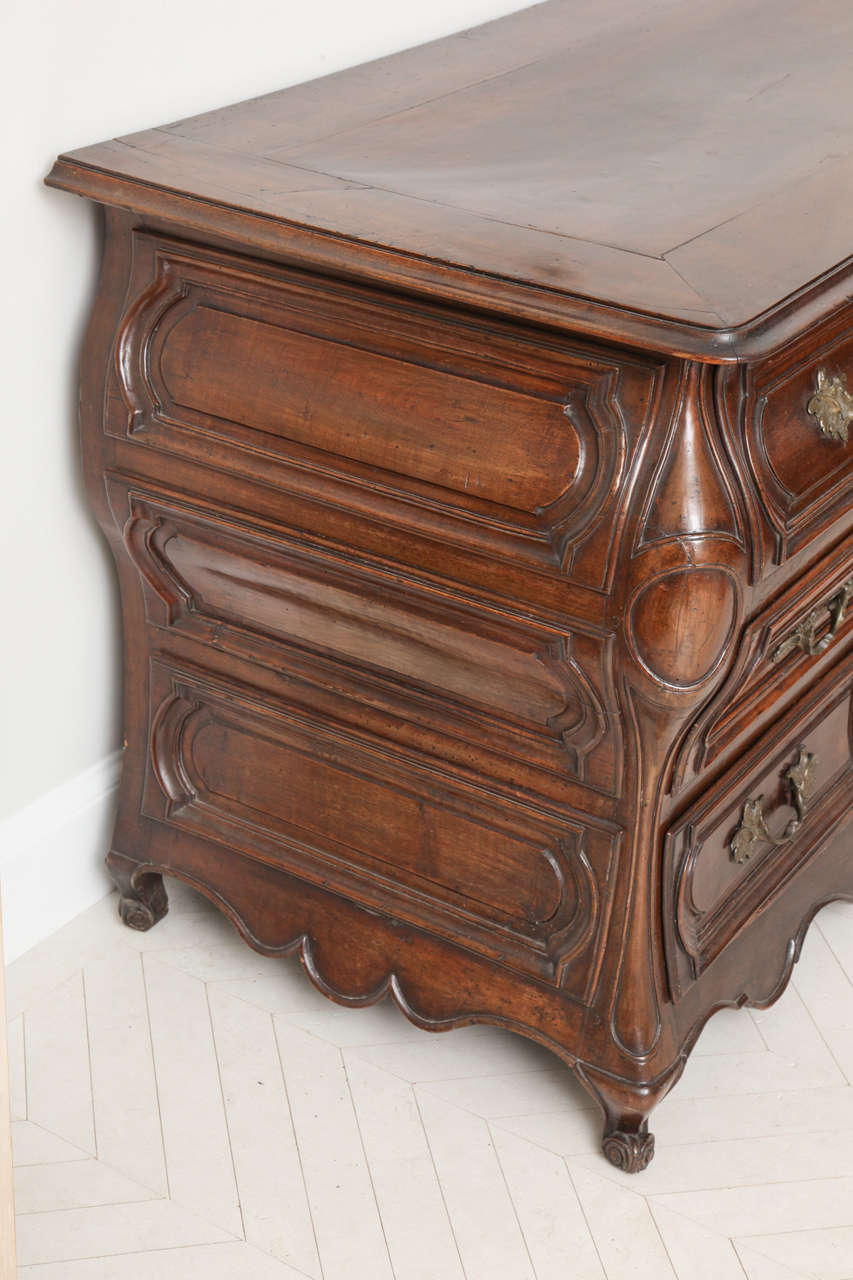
[110,230,660,591]
[144,661,618,994]
[108,478,617,797]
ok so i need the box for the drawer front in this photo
[142,660,618,995]
[109,229,659,592]
[748,309,853,563]
[665,671,853,997]
[683,534,853,775]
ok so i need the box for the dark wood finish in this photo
[46,0,853,358]
[46,0,853,1172]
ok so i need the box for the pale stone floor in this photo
[7,880,853,1278]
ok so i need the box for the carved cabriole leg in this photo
[106,850,169,932]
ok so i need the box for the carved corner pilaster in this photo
[597,361,753,1068]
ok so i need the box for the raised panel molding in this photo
[112,232,659,590]
[672,532,853,785]
[746,306,853,564]
[665,680,853,997]
[110,479,617,795]
[144,663,615,992]
[159,303,577,511]
[46,8,853,1175]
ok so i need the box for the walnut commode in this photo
[47,0,853,1171]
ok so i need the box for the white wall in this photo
[0,0,532,956]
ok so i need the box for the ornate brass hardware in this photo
[771,577,853,663]
[729,747,817,864]
[807,369,853,443]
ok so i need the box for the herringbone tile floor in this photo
[7,880,853,1278]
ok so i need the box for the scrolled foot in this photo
[107,851,168,932]
[117,889,167,931]
[602,1126,655,1173]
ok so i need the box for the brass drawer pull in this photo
[729,747,816,864]
[807,369,853,443]
[771,577,853,663]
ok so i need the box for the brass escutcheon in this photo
[807,369,853,444]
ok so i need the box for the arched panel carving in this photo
[145,667,613,992]
[111,230,659,592]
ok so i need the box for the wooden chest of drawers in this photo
[47,0,853,1171]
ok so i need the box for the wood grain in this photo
[46,0,853,356]
[45,1,853,1175]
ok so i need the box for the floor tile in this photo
[581,1130,853,1195]
[417,1064,587,1118]
[5,898,119,1023]
[83,945,168,1196]
[143,955,242,1237]
[734,1244,816,1279]
[119,890,234,955]
[650,1205,747,1279]
[344,1055,465,1280]
[675,1047,843,1100]
[817,904,853,986]
[17,1240,314,1278]
[651,1176,853,1237]
[491,1127,606,1280]
[492,1107,608,1159]
[793,925,853,1083]
[348,1024,556,1083]
[692,1006,767,1056]
[219,970,436,1048]
[496,1091,853,1168]
[152,937,282,986]
[11,1122,90,1167]
[7,1015,25,1120]
[207,985,320,1276]
[273,1021,394,1280]
[14,1158,158,1214]
[415,1091,536,1280]
[653,1086,853,1147]
[24,971,95,1154]
[736,1227,853,1280]
[569,1164,678,1280]
[15,1199,233,1267]
[749,983,842,1078]
[12,875,853,1278]
[816,901,853,921]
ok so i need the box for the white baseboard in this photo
[0,751,121,963]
